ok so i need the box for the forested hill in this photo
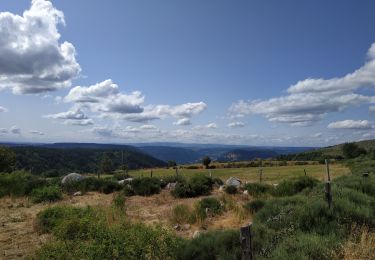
[277,139,375,161]
[11,146,167,176]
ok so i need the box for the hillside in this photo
[11,146,167,176]
[278,139,375,161]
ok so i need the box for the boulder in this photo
[166,182,177,190]
[61,173,85,185]
[73,191,82,196]
[193,230,201,239]
[225,177,242,188]
[243,190,249,195]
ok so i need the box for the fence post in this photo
[150,170,153,178]
[325,181,332,209]
[175,167,178,177]
[304,169,307,176]
[325,159,331,181]
[240,223,253,260]
[259,169,263,183]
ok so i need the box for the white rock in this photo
[225,177,242,188]
[61,173,85,185]
[73,191,82,196]
[193,230,201,239]
[243,190,249,195]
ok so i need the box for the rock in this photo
[219,185,224,192]
[124,178,133,182]
[118,180,125,185]
[166,182,177,190]
[73,191,82,196]
[243,190,249,195]
[174,224,181,231]
[61,173,85,185]
[225,177,242,188]
[182,224,191,231]
[193,230,201,239]
[273,183,279,187]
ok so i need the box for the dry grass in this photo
[338,226,375,260]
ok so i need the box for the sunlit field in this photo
[128,163,350,183]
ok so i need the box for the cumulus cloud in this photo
[369,106,375,113]
[30,130,44,135]
[0,128,8,134]
[0,106,8,112]
[312,132,322,138]
[10,125,21,134]
[139,124,157,130]
[65,119,94,126]
[328,120,373,129]
[44,108,94,126]
[0,0,80,94]
[206,123,217,129]
[228,121,245,128]
[229,43,375,126]
[173,118,191,126]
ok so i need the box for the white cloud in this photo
[0,106,8,112]
[30,130,44,135]
[369,106,375,113]
[0,0,80,94]
[173,118,191,126]
[192,123,218,130]
[228,121,245,128]
[139,124,157,130]
[206,123,217,129]
[312,132,322,138]
[10,125,21,134]
[64,119,94,126]
[45,108,88,120]
[328,120,373,129]
[229,43,375,126]
[0,128,8,134]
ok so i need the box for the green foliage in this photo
[0,171,48,197]
[62,177,121,194]
[270,232,339,260]
[131,177,161,196]
[35,206,183,259]
[224,185,237,194]
[99,153,113,175]
[244,199,266,214]
[0,146,16,172]
[271,176,319,197]
[172,175,214,198]
[170,204,196,224]
[244,182,273,197]
[195,197,222,221]
[202,156,211,169]
[167,160,177,167]
[212,177,224,185]
[176,230,241,260]
[112,192,126,210]
[31,186,62,203]
[342,142,367,159]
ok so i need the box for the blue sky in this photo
[0,0,375,146]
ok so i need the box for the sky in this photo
[0,0,375,146]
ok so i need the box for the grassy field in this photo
[128,163,350,183]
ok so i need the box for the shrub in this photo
[0,171,48,197]
[170,204,196,224]
[195,197,222,221]
[225,185,237,194]
[244,182,273,197]
[212,177,224,186]
[244,199,266,214]
[112,192,126,210]
[272,176,319,197]
[62,177,121,194]
[172,175,214,198]
[31,186,62,203]
[131,177,161,196]
[160,175,185,188]
[176,230,241,260]
[35,206,184,259]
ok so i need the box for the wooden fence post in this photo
[304,169,307,176]
[150,170,153,178]
[325,159,331,181]
[240,223,253,260]
[325,181,332,209]
[259,169,263,183]
[175,167,178,177]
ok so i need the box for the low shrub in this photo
[195,197,222,221]
[244,182,273,197]
[225,185,237,194]
[170,204,196,224]
[160,175,185,188]
[172,175,214,198]
[176,230,241,260]
[61,177,121,194]
[0,171,48,197]
[131,177,161,196]
[244,199,266,214]
[272,176,319,197]
[112,192,126,210]
[35,206,184,259]
[31,186,62,203]
[212,177,224,186]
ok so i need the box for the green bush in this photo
[244,199,266,214]
[0,171,48,197]
[61,177,121,194]
[31,186,62,203]
[35,206,184,259]
[244,182,273,197]
[195,197,222,221]
[112,192,126,210]
[160,175,185,188]
[225,185,237,194]
[131,177,161,196]
[272,176,319,197]
[212,177,224,186]
[172,175,214,198]
[176,230,241,260]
